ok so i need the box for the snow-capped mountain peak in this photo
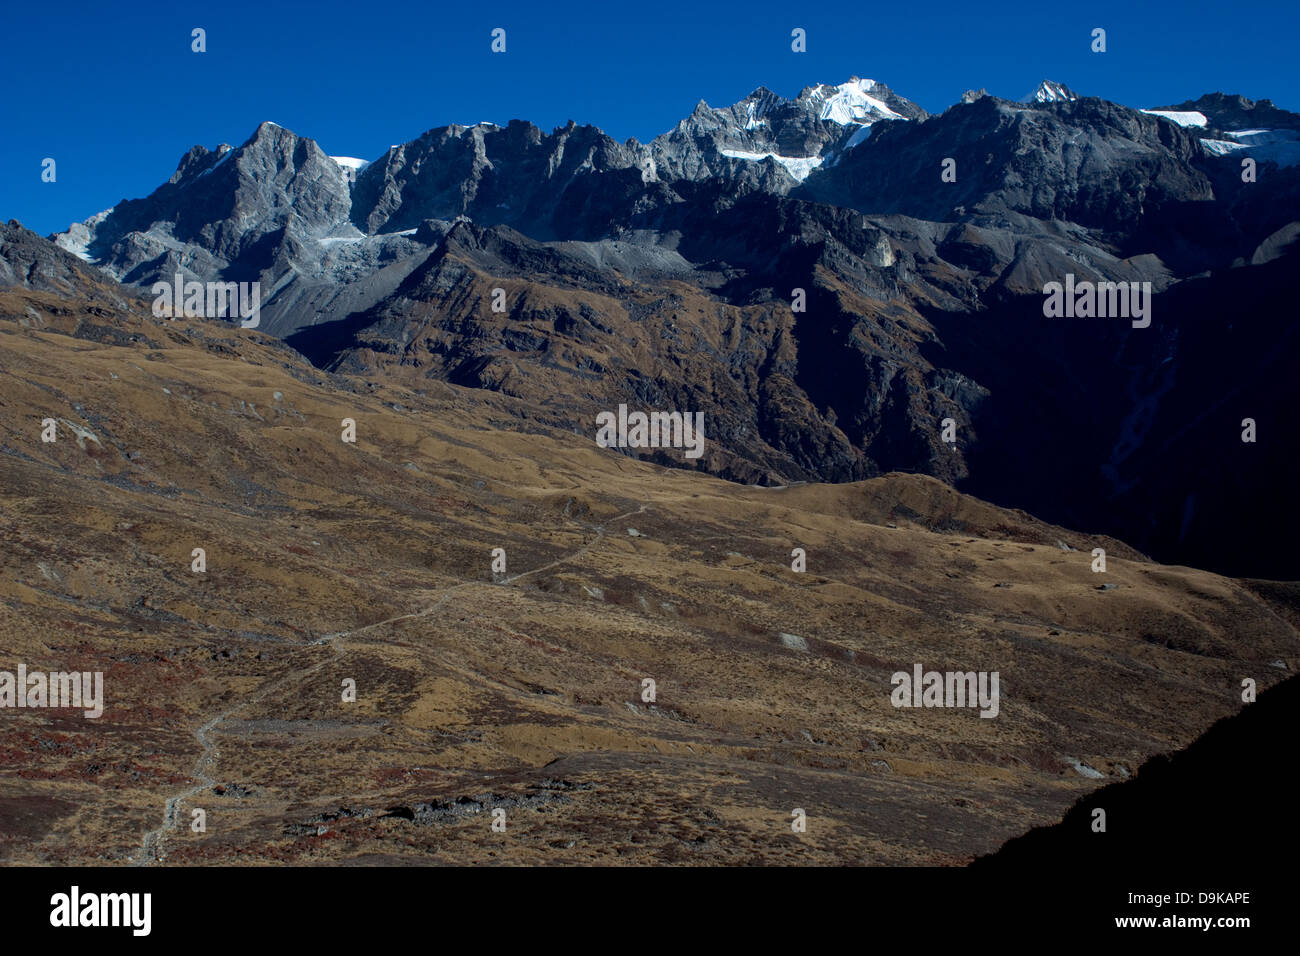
[1023,80,1080,104]
[808,77,906,125]
[646,78,923,187]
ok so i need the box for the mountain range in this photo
[41,76,1300,577]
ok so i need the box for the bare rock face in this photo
[0,220,132,306]
[349,120,650,238]
[798,94,1213,236]
[78,122,353,280]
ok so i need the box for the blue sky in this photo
[5,0,1298,236]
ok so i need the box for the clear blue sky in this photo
[5,0,1298,236]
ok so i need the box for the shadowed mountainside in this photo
[976,670,1300,869]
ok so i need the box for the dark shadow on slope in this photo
[923,245,1300,579]
[973,672,1299,870]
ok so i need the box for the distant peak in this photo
[1023,80,1079,104]
[248,120,295,143]
[805,77,905,125]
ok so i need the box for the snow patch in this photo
[1142,110,1208,128]
[1201,130,1300,166]
[54,208,114,263]
[1225,128,1299,146]
[196,146,235,179]
[845,125,874,149]
[720,148,825,181]
[1201,138,1247,156]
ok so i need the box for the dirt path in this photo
[132,503,647,864]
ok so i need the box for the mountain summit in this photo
[1022,79,1080,103]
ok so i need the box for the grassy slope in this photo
[1,292,1295,865]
